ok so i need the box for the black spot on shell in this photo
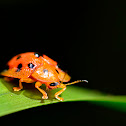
[55,69,59,74]
[17,55,21,60]
[28,63,35,69]
[34,52,41,58]
[16,63,22,72]
[43,69,48,74]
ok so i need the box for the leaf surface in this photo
[0,78,126,116]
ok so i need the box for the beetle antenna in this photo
[65,80,88,85]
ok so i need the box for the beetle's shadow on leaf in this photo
[1,78,22,95]
[1,78,57,102]
[23,84,56,102]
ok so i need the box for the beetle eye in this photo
[50,82,59,86]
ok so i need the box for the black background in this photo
[1,0,126,125]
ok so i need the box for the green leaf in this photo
[0,78,126,117]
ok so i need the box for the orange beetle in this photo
[1,52,88,101]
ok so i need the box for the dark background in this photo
[1,0,126,125]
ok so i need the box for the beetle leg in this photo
[13,79,23,91]
[55,84,66,101]
[35,81,48,99]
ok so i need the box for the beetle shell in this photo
[1,52,71,82]
[1,52,44,79]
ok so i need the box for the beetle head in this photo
[47,82,60,89]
